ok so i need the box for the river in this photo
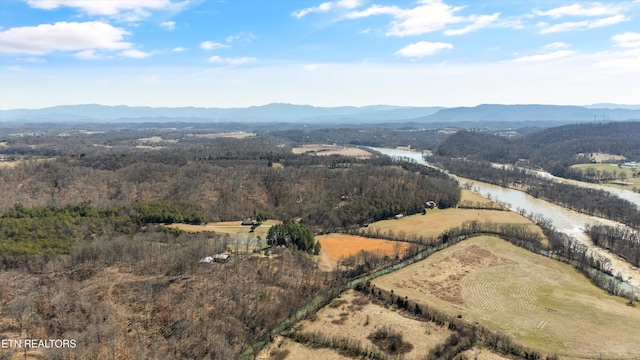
[371,147,640,293]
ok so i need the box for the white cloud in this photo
[26,0,187,21]
[396,41,453,58]
[513,50,575,62]
[444,13,500,36]
[539,14,628,33]
[8,65,25,71]
[345,0,499,37]
[225,32,257,43]
[172,46,187,52]
[119,49,151,59]
[208,56,256,65]
[293,0,363,18]
[200,41,227,50]
[533,3,620,18]
[612,32,640,48]
[0,21,132,55]
[303,63,329,71]
[160,21,176,30]
[544,42,570,50]
[75,49,103,60]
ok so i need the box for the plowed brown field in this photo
[318,234,412,263]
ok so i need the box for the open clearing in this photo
[318,233,412,263]
[362,208,541,240]
[165,219,280,238]
[0,158,53,168]
[193,132,256,139]
[258,289,452,360]
[372,236,640,359]
[459,189,505,209]
[291,144,372,158]
[570,163,639,190]
[583,152,627,163]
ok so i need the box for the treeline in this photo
[585,224,640,267]
[556,166,638,185]
[435,157,640,229]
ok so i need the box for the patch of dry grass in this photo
[258,290,451,360]
[372,236,640,358]
[291,144,372,158]
[193,132,256,139]
[364,208,540,240]
[165,219,281,238]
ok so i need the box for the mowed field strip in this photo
[362,206,541,240]
[372,236,640,358]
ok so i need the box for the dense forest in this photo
[0,138,460,232]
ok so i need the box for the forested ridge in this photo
[435,122,640,176]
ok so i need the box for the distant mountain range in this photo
[1,103,639,124]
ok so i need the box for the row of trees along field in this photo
[434,157,640,229]
[557,166,639,187]
[585,224,640,268]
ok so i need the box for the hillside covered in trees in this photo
[435,122,640,175]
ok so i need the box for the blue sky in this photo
[1,0,639,109]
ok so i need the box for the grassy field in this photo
[585,152,626,163]
[166,219,280,238]
[372,236,640,358]
[362,207,541,240]
[193,132,256,139]
[258,289,452,360]
[570,163,639,190]
[291,144,372,158]
[317,234,413,262]
[458,189,505,209]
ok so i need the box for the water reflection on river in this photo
[371,147,621,238]
[371,147,640,290]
